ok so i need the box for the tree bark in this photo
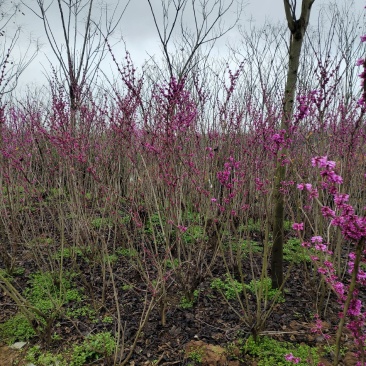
[271,0,315,289]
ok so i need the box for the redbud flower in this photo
[321,206,335,218]
[178,225,188,233]
[284,353,301,364]
[348,299,362,317]
[356,58,364,66]
[311,236,323,244]
[361,35,366,42]
[292,222,304,231]
[297,183,305,190]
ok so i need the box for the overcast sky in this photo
[3,0,365,91]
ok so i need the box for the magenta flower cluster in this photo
[297,156,366,364]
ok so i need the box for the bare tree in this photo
[146,0,243,81]
[0,0,38,146]
[271,0,315,289]
[22,0,130,129]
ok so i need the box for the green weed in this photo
[70,332,116,366]
[283,238,311,263]
[182,225,208,244]
[116,247,138,257]
[230,239,262,255]
[245,278,285,303]
[66,305,96,320]
[180,290,199,309]
[242,336,320,366]
[118,211,131,224]
[26,345,66,366]
[91,217,113,229]
[165,258,180,269]
[0,314,36,344]
[239,218,261,233]
[186,346,204,364]
[211,274,243,300]
[24,272,83,316]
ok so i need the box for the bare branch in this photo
[147,0,244,81]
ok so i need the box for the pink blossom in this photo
[285,353,301,364]
[334,193,349,206]
[315,243,327,252]
[292,222,304,231]
[311,156,335,169]
[356,58,364,66]
[328,171,343,184]
[178,225,188,233]
[311,236,323,244]
[361,35,366,42]
[297,183,305,190]
[305,183,312,191]
[348,299,362,317]
[272,133,284,144]
[333,282,345,297]
[321,206,335,218]
[309,188,319,198]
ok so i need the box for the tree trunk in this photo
[271,0,315,289]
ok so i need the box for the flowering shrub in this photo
[297,156,366,365]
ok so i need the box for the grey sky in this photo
[3,0,365,91]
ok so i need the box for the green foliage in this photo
[180,290,199,309]
[26,345,66,366]
[102,315,114,324]
[323,344,347,358]
[122,283,133,291]
[230,239,262,255]
[10,267,25,276]
[242,336,320,366]
[0,266,24,278]
[103,254,118,264]
[70,332,116,366]
[241,240,262,253]
[118,211,131,225]
[28,236,54,250]
[284,220,292,232]
[116,247,138,257]
[91,217,113,229]
[144,212,166,244]
[245,278,285,303]
[182,225,208,244]
[0,271,84,345]
[48,187,67,201]
[211,275,284,303]
[283,238,311,263]
[66,305,96,320]
[145,213,162,234]
[24,272,83,316]
[0,314,36,344]
[183,210,200,224]
[239,218,261,233]
[211,274,243,300]
[52,247,83,260]
[186,346,204,364]
[165,258,180,269]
